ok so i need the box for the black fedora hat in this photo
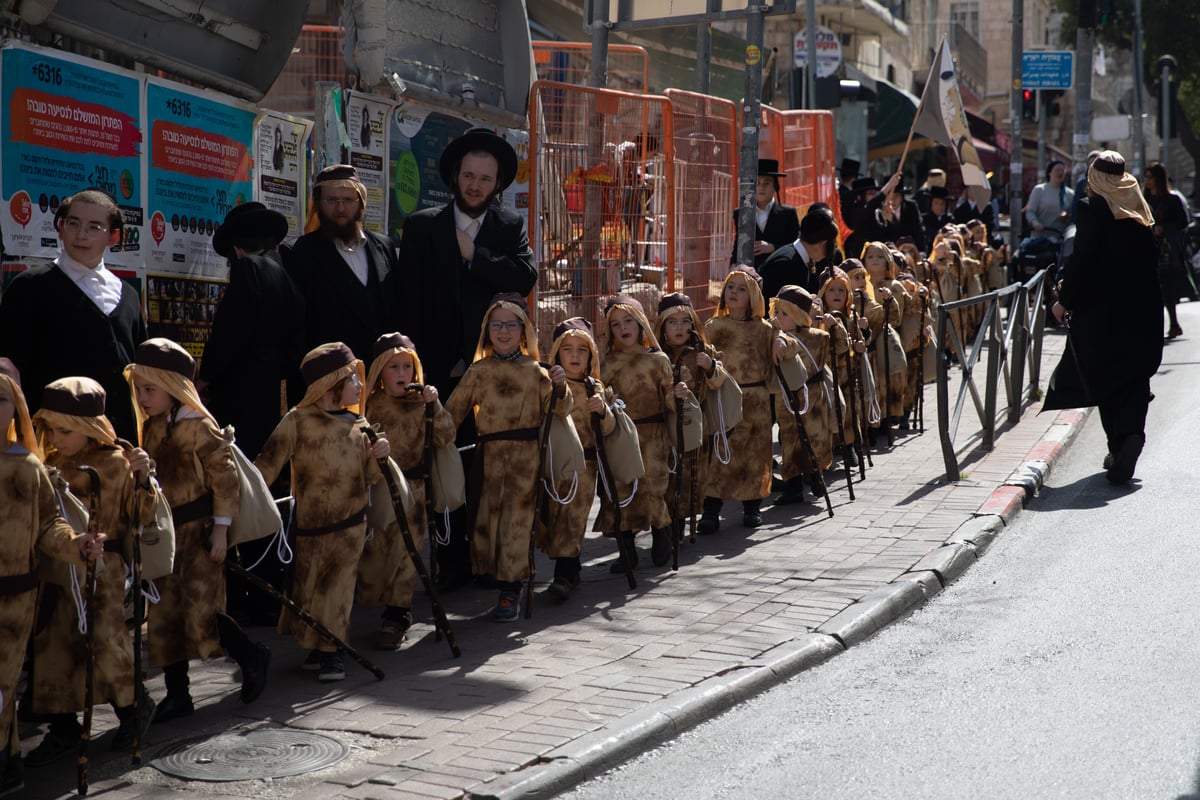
[439,127,519,191]
[212,202,288,260]
[850,176,879,194]
[757,158,786,178]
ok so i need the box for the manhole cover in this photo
[153,728,350,782]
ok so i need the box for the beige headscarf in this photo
[656,292,709,349]
[549,317,602,381]
[34,377,119,455]
[603,295,662,352]
[474,293,540,362]
[298,342,366,414]
[365,332,424,410]
[123,338,218,444]
[0,358,39,456]
[769,285,814,328]
[714,266,766,320]
[1088,150,1154,227]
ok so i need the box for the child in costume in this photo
[360,333,455,649]
[655,293,730,534]
[0,359,105,795]
[701,266,793,531]
[126,339,270,716]
[540,318,614,602]
[861,241,910,430]
[893,251,934,427]
[771,285,834,504]
[256,342,389,679]
[817,266,865,469]
[443,294,569,621]
[844,259,887,448]
[595,296,688,570]
[25,378,157,766]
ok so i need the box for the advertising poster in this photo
[144,273,224,359]
[254,110,314,247]
[0,43,144,267]
[144,77,255,279]
[344,90,392,235]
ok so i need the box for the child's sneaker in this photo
[543,576,579,604]
[317,652,345,682]
[301,649,323,671]
[492,591,521,622]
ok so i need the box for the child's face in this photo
[900,244,919,262]
[608,309,642,350]
[46,424,89,457]
[557,338,591,380]
[724,278,750,314]
[488,308,523,356]
[823,283,847,311]
[863,248,888,279]
[59,200,120,268]
[775,309,796,332]
[338,373,363,407]
[0,385,14,440]
[849,271,867,291]
[382,353,416,398]
[661,314,693,347]
[134,376,173,418]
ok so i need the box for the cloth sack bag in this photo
[600,399,645,483]
[776,354,809,393]
[367,456,416,533]
[666,389,704,453]
[430,441,466,513]
[701,376,742,435]
[224,426,285,548]
[139,474,177,581]
[543,413,586,484]
[38,467,101,586]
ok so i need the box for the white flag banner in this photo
[912,36,991,204]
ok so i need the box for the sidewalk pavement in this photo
[21,327,1086,800]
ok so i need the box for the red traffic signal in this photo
[1022,89,1038,121]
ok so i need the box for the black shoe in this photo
[808,475,826,498]
[1106,434,1145,484]
[111,694,156,753]
[239,643,271,704]
[152,693,194,724]
[742,512,763,528]
[697,514,720,535]
[318,652,345,682]
[542,576,579,604]
[0,766,24,798]
[25,729,77,767]
[609,552,638,573]
[1102,452,1114,470]
[898,417,911,431]
[841,446,859,468]
[650,528,671,566]
[775,488,806,505]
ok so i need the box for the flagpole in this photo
[897,34,945,179]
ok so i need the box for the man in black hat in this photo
[284,164,401,365]
[759,206,841,300]
[200,201,303,461]
[838,157,860,215]
[397,126,536,590]
[923,186,955,248]
[845,171,901,260]
[730,158,801,269]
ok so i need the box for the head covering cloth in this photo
[296,342,365,414]
[549,317,602,381]
[603,295,661,352]
[474,293,540,362]
[305,164,368,234]
[770,284,814,328]
[365,332,424,408]
[1088,150,1154,228]
[124,338,218,443]
[656,292,708,347]
[715,265,766,319]
[34,376,118,453]
[841,257,878,303]
[0,357,38,456]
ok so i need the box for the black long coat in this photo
[284,230,401,364]
[1045,196,1163,410]
[198,250,304,460]
[759,242,822,300]
[397,203,536,395]
[0,264,145,440]
[730,202,801,269]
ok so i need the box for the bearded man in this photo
[398,126,536,591]
[285,164,400,362]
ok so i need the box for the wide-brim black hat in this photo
[758,158,786,178]
[212,201,288,260]
[439,127,519,192]
[851,176,879,194]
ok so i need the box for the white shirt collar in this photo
[792,240,812,265]
[453,205,485,240]
[755,198,774,230]
[55,250,123,315]
[334,232,370,286]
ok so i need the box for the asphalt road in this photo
[557,304,1200,800]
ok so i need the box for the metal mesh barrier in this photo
[532,42,649,94]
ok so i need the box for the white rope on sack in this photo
[712,389,733,465]
[861,354,882,424]
[68,562,88,635]
[247,498,295,570]
[541,430,580,506]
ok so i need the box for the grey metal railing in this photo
[935,269,1049,482]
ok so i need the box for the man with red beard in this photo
[398,126,536,590]
[285,164,400,364]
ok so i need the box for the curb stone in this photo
[469,406,1095,800]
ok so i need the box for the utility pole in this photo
[584,0,610,303]
[1009,0,1023,258]
[1157,55,1177,172]
[1073,0,1094,188]
[735,2,766,266]
[696,0,718,94]
[805,0,817,109]
[1131,0,1146,174]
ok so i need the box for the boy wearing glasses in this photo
[0,189,146,440]
[284,164,400,364]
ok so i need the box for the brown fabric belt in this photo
[402,466,424,481]
[0,571,38,596]
[805,372,824,386]
[294,505,369,537]
[583,446,597,461]
[740,380,767,389]
[172,493,213,527]
[477,426,540,444]
[631,412,666,426]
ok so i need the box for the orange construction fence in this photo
[758,105,841,226]
[260,25,344,116]
[532,41,649,94]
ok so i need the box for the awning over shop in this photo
[868,79,929,159]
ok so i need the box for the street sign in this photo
[1022,51,1073,90]
[793,26,842,78]
[1092,115,1131,141]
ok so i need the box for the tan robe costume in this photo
[540,378,614,558]
[444,357,571,582]
[661,343,728,518]
[866,282,907,422]
[256,406,379,650]
[594,349,675,533]
[0,447,86,751]
[360,394,455,609]
[777,327,833,478]
[704,317,787,501]
[899,281,934,415]
[32,445,153,713]
[822,313,859,447]
[143,415,239,667]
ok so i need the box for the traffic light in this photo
[1045,90,1063,117]
[1022,89,1037,121]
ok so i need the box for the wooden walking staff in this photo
[587,378,636,590]
[527,388,561,619]
[826,327,855,501]
[670,343,695,572]
[915,290,930,434]
[834,310,868,481]
[361,426,460,657]
[127,450,148,767]
[882,295,897,450]
[853,293,875,470]
[77,465,100,797]
[420,390,442,641]
[772,367,833,519]
[687,332,704,545]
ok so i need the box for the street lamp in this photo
[1156,54,1177,170]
